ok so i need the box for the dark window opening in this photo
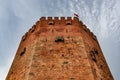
[90,51,97,62]
[66,21,72,25]
[93,47,98,54]
[11,71,13,74]
[83,25,87,32]
[93,35,97,41]
[29,72,34,76]
[48,21,54,25]
[20,47,26,56]
[62,54,64,57]
[100,65,103,68]
[84,28,87,32]
[63,61,68,64]
[92,57,97,62]
[55,36,64,42]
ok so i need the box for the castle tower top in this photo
[21,17,95,43]
[6,17,113,80]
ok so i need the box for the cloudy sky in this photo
[0,0,120,80]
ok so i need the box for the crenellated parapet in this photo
[82,24,97,41]
[21,17,97,42]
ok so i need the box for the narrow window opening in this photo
[29,72,34,76]
[100,65,103,68]
[84,28,87,32]
[62,54,64,57]
[90,51,97,62]
[48,21,54,25]
[93,35,97,41]
[92,56,97,62]
[11,71,13,74]
[55,36,64,42]
[66,21,72,25]
[20,47,26,56]
[93,47,98,54]
[63,61,68,64]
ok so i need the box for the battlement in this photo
[38,17,80,26]
[21,17,97,43]
[39,17,78,21]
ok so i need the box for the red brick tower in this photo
[6,17,113,80]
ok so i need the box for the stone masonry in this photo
[6,17,113,80]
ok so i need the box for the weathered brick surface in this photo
[6,17,113,80]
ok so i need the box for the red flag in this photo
[74,13,79,17]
